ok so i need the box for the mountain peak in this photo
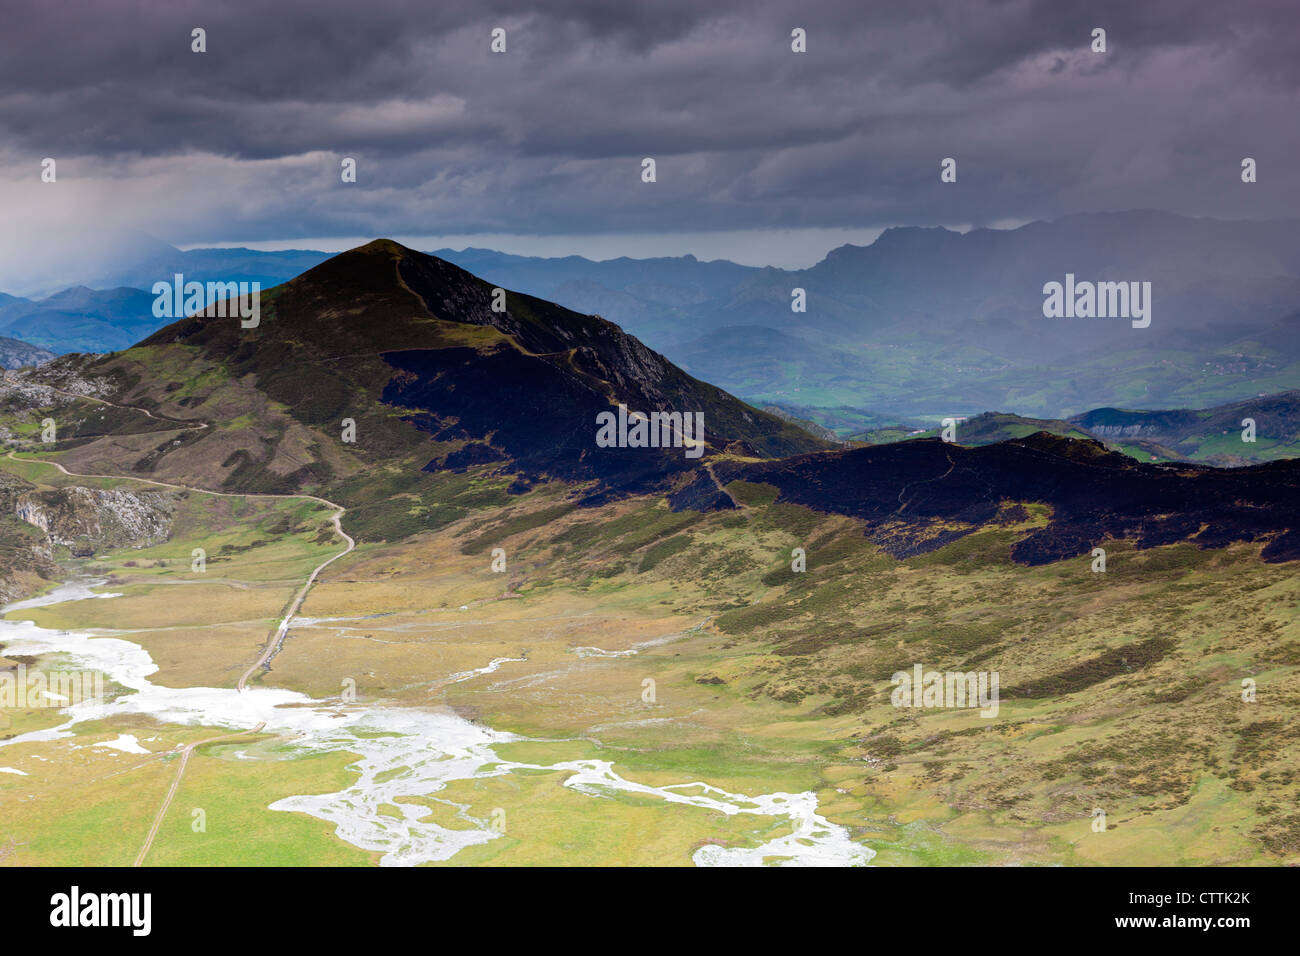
[351,238,409,257]
[134,239,830,501]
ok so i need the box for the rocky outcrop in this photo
[0,471,175,602]
[12,486,173,553]
[14,497,48,531]
[0,335,55,371]
[6,352,116,399]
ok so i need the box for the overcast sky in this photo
[1,0,1298,286]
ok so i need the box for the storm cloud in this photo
[1,0,1297,274]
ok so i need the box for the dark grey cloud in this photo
[0,0,1297,251]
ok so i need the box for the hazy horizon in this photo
[8,206,1295,299]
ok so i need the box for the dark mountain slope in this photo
[721,432,1300,565]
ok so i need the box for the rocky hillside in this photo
[0,335,55,370]
[0,469,174,603]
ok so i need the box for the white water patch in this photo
[0,767,27,775]
[1,579,873,867]
[561,770,871,867]
[446,656,526,683]
[4,580,122,611]
[569,629,691,658]
[93,733,149,754]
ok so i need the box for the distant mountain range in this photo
[435,211,1300,426]
[0,287,161,355]
[0,244,332,355]
[5,211,1299,429]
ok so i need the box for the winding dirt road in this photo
[236,508,354,690]
[7,447,356,690]
[3,384,357,863]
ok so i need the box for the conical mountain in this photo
[124,239,831,508]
